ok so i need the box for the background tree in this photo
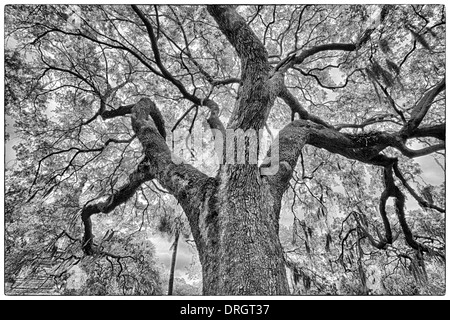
[5,4,445,295]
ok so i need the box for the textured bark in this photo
[210,166,289,295]
[203,6,290,294]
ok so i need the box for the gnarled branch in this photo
[82,97,216,256]
[81,157,155,254]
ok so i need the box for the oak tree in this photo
[5,4,445,295]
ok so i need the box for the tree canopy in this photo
[4,4,445,295]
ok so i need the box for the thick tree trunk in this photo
[198,165,288,295]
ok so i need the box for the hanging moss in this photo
[379,38,391,54]
[371,60,394,87]
[365,67,377,82]
[371,60,383,78]
[380,68,394,87]
[408,26,432,51]
[386,59,400,75]
[380,5,392,23]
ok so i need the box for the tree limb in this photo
[208,5,280,132]
[410,123,445,141]
[81,157,155,254]
[265,119,395,195]
[278,84,334,128]
[82,97,216,256]
[275,43,356,73]
[101,104,135,119]
[207,5,268,67]
[131,5,196,102]
[392,141,445,158]
[402,78,445,136]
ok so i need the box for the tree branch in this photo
[277,88,445,159]
[82,97,217,256]
[101,104,135,119]
[278,84,334,127]
[352,211,392,250]
[131,6,227,136]
[207,5,268,66]
[392,141,445,158]
[296,67,359,90]
[402,78,445,136]
[130,98,218,251]
[131,5,195,101]
[207,5,279,131]
[81,158,155,254]
[410,123,445,141]
[275,43,356,73]
[265,119,395,195]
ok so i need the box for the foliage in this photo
[5,171,162,295]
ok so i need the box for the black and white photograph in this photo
[3,3,446,299]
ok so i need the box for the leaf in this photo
[104,230,115,242]
[291,229,296,245]
[369,77,382,104]
[303,274,311,290]
[307,227,313,238]
[360,213,369,228]
[43,184,56,198]
[421,186,434,205]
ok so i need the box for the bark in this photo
[208,166,289,295]
[203,5,290,294]
[168,229,180,295]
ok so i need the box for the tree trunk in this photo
[199,165,289,295]
[167,229,180,295]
